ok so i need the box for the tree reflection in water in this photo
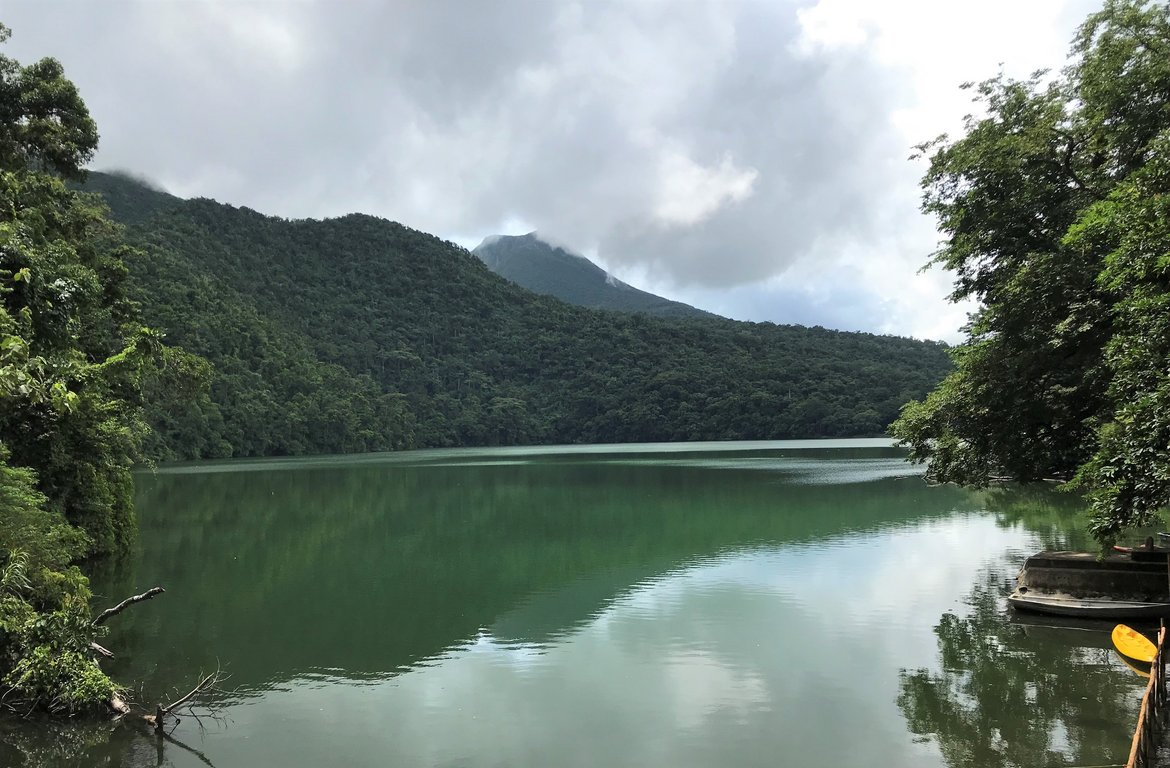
[898,568,1144,768]
[978,485,1097,552]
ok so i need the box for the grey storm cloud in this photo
[2,0,908,290]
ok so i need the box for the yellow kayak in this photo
[1112,624,1157,663]
[1115,650,1152,678]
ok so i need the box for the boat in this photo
[1112,543,1170,562]
[1007,591,1170,619]
[1115,650,1152,678]
[1009,550,1170,619]
[1112,623,1158,662]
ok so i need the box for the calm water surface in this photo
[0,440,1147,767]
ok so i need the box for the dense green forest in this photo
[473,232,715,319]
[891,0,1170,541]
[79,171,953,461]
[0,25,172,714]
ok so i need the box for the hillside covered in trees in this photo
[80,172,952,461]
[473,233,715,319]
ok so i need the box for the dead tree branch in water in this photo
[92,586,165,627]
[83,584,227,767]
[142,666,230,734]
[163,670,220,717]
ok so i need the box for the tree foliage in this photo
[891,1,1170,541]
[1069,131,1170,538]
[0,23,179,714]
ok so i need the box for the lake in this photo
[0,439,1147,767]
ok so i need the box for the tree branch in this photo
[92,586,165,627]
[163,670,218,714]
[1061,134,1094,193]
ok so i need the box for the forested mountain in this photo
[80,171,952,461]
[473,233,715,318]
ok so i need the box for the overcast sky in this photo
[4,0,1102,341]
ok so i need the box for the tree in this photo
[0,22,189,715]
[0,21,157,555]
[1066,131,1170,539]
[891,0,1170,541]
[0,24,97,176]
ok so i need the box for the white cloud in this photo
[797,0,1101,143]
[197,3,309,73]
[0,0,1101,340]
[653,151,758,226]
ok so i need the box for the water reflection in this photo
[94,447,976,697]
[0,716,221,768]
[978,485,1098,552]
[183,518,1052,768]
[3,444,1145,767]
[896,484,1148,768]
[897,571,1143,768]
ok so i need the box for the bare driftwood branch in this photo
[140,665,228,729]
[90,641,114,659]
[124,663,231,768]
[163,670,218,714]
[92,586,165,626]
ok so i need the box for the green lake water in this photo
[0,439,1149,767]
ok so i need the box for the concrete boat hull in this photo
[1008,592,1170,619]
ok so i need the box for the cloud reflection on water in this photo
[201,516,1037,768]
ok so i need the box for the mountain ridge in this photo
[473,232,716,319]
